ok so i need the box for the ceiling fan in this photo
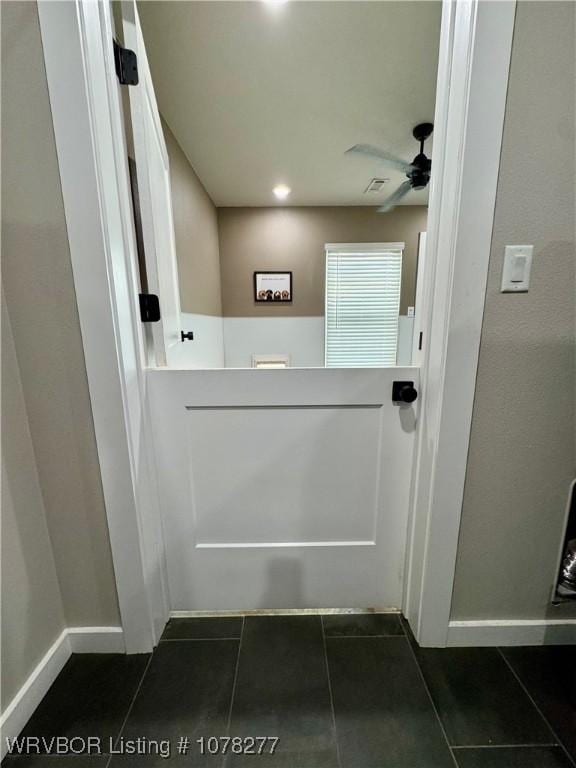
[346,122,433,212]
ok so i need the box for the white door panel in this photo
[148,368,419,610]
[122,2,181,366]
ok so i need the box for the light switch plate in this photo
[501,245,533,292]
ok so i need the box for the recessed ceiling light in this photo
[273,184,291,200]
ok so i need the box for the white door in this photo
[148,368,419,611]
[122,2,181,367]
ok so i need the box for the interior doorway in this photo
[38,0,516,649]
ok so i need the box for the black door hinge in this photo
[139,293,161,323]
[113,40,139,85]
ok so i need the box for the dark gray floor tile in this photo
[2,758,107,768]
[18,654,149,753]
[161,617,243,641]
[227,616,337,767]
[413,646,555,747]
[501,646,576,761]
[108,750,209,768]
[109,640,238,767]
[322,613,404,637]
[453,746,574,768]
[327,636,454,768]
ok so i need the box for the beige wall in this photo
[1,297,66,708]
[218,206,427,317]
[163,118,223,316]
[1,2,120,627]
[451,1,576,621]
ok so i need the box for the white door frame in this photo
[38,0,515,650]
[38,0,170,653]
[403,0,515,646]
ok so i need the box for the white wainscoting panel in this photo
[223,317,325,368]
[222,316,414,369]
[397,316,415,366]
[170,313,225,368]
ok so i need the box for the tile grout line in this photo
[160,637,241,642]
[105,652,154,767]
[323,633,406,639]
[498,648,576,768]
[452,744,560,750]
[222,616,245,768]
[402,635,460,768]
[320,615,343,768]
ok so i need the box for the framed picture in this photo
[254,271,293,303]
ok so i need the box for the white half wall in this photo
[397,316,415,366]
[223,317,325,368]
[170,313,225,368]
[222,316,414,369]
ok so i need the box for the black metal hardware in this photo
[392,381,418,404]
[181,331,194,342]
[139,293,160,323]
[113,40,139,85]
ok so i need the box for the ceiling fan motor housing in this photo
[407,122,433,189]
[408,152,431,190]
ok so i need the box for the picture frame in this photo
[254,271,293,303]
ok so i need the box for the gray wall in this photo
[218,206,427,317]
[1,296,66,709]
[451,1,576,621]
[1,2,120,628]
[163,119,223,316]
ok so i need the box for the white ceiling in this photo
[137,1,441,207]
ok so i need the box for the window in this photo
[325,243,403,368]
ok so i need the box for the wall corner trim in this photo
[0,627,125,760]
[447,619,576,647]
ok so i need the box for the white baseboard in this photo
[447,619,576,647]
[67,626,125,654]
[0,630,70,760]
[0,626,124,760]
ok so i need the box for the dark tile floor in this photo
[3,614,575,768]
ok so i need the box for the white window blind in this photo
[325,243,403,368]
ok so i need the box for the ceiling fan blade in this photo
[377,180,413,213]
[346,144,414,174]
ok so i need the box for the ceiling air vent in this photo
[364,178,390,193]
